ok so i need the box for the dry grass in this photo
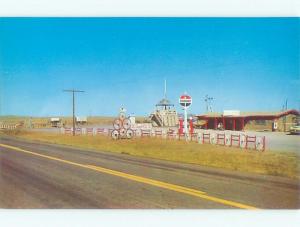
[3,130,299,179]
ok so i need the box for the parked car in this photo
[289,125,300,135]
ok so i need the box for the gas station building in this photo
[195,109,299,132]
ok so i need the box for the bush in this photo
[1,128,25,136]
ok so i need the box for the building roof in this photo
[156,98,174,107]
[196,109,300,119]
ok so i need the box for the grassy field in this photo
[2,129,299,179]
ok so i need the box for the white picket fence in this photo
[60,127,266,151]
[0,124,19,130]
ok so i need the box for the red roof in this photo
[196,109,300,119]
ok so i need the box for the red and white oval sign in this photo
[179,94,192,107]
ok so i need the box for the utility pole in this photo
[284,99,288,132]
[63,89,85,136]
[282,99,288,132]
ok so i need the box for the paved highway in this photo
[0,136,298,209]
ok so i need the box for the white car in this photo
[290,125,300,135]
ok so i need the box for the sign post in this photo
[179,93,192,141]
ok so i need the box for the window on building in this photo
[255,120,266,125]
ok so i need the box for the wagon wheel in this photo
[119,128,126,138]
[119,113,126,121]
[111,129,119,140]
[113,119,121,130]
[126,129,134,139]
[123,118,131,129]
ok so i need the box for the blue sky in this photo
[0,18,299,117]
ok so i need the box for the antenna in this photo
[281,99,288,111]
[164,79,167,99]
[282,98,288,132]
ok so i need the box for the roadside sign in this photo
[179,94,192,108]
[179,93,192,141]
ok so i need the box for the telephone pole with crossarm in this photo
[63,89,85,136]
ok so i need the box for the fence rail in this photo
[0,124,20,130]
[60,127,266,151]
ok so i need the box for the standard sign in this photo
[179,93,192,141]
[179,94,192,108]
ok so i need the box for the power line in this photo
[63,89,85,136]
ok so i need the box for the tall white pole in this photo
[164,79,167,99]
[184,107,188,141]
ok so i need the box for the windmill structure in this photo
[205,95,214,113]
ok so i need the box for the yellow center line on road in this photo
[0,143,258,209]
